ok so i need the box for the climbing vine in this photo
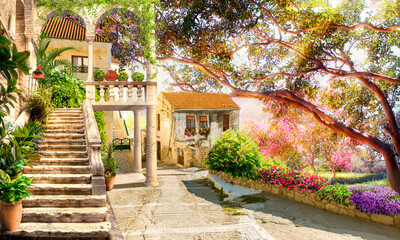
[35,0,158,63]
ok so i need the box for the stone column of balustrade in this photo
[133,110,143,173]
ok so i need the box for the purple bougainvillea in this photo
[349,185,400,215]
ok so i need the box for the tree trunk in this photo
[380,148,400,193]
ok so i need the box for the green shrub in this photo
[316,183,352,207]
[103,143,118,179]
[131,72,144,81]
[260,156,286,170]
[48,70,85,108]
[204,130,261,179]
[26,87,52,123]
[0,171,32,204]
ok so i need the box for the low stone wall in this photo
[209,170,400,228]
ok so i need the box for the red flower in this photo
[37,65,43,69]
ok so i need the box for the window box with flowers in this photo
[32,65,44,79]
[199,127,210,140]
[184,127,196,137]
[105,70,119,81]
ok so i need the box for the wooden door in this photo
[157,141,161,160]
[178,148,184,165]
[223,115,230,131]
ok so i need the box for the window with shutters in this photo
[186,115,195,128]
[199,116,208,128]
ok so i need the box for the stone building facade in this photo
[156,92,240,167]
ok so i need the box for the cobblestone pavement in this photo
[108,165,400,240]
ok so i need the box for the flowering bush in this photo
[257,166,327,192]
[105,70,118,81]
[93,68,105,82]
[184,127,196,137]
[118,71,129,81]
[199,127,210,137]
[349,185,400,215]
[33,65,43,74]
[204,130,262,179]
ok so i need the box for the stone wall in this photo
[209,170,400,229]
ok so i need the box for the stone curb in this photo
[208,171,400,229]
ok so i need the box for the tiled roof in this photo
[160,92,240,110]
[42,17,107,42]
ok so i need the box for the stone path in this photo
[108,165,400,240]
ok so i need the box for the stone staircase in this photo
[2,108,110,239]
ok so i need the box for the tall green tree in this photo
[155,0,400,192]
[35,34,76,75]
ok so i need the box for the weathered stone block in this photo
[394,215,400,228]
[294,191,303,202]
[286,190,295,200]
[371,214,394,226]
[271,186,280,195]
[339,207,355,218]
[301,195,309,205]
[326,203,340,214]
[315,201,326,210]
[355,211,371,221]
[261,184,272,193]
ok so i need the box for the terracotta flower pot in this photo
[0,201,22,231]
[204,136,208,140]
[105,176,116,191]
[32,73,44,79]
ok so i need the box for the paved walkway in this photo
[108,165,400,240]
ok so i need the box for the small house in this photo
[156,92,240,167]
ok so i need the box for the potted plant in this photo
[184,127,196,137]
[93,68,105,82]
[0,171,32,231]
[199,127,211,140]
[117,71,129,81]
[131,72,144,82]
[105,70,119,81]
[102,143,119,191]
[32,65,44,79]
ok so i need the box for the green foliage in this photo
[36,33,76,75]
[102,143,118,179]
[94,111,108,151]
[26,87,53,123]
[259,156,286,170]
[118,71,129,81]
[0,29,30,80]
[93,68,105,82]
[204,130,261,179]
[48,70,86,108]
[316,183,353,207]
[0,170,32,204]
[131,72,145,81]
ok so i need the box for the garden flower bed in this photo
[209,170,400,228]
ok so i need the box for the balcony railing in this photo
[85,81,157,111]
[73,66,88,73]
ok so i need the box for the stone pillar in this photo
[144,39,158,186]
[86,35,95,101]
[133,110,142,173]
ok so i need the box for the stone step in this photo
[42,139,85,145]
[53,108,82,112]
[40,150,88,158]
[23,195,107,208]
[47,119,84,124]
[43,133,85,140]
[25,174,91,184]
[40,145,86,151]
[23,165,90,174]
[1,222,110,239]
[48,116,84,121]
[30,158,89,166]
[44,124,84,130]
[22,207,107,223]
[28,184,91,195]
[45,128,85,134]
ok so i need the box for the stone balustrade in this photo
[209,170,400,228]
[85,81,157,111]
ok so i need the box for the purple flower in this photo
[349,185,400,215]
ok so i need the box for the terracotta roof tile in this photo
[161,92,240,110]
[42,17,107,42]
